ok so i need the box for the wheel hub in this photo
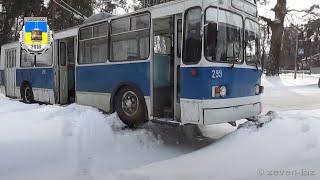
[122,91,139,117]
[25,87,32,102]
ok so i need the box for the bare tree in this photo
[259,0,287,76]
[259,0,320,76]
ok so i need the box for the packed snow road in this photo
[0,74,320,180]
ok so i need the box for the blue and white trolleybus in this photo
[0,0,263,127]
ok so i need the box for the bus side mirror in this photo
[206,22,218,57]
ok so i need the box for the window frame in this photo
[182,6,203,65]
[204,6,244,64]
[231,0,258,17]
[109,12,151,62]
[79,26,94,41]
[130,13,150,31]
[244,17,261,66]
[20,49,35,68]
[78,21,109,65]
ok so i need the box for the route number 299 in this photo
[212,69,223,79]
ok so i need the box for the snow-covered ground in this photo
[262,73,320,112]
[0,73,320,180]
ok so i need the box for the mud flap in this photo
[238,111,277,129]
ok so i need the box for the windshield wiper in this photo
[229,58,238,68]
[255,61,259,70]
[249,60,260,70]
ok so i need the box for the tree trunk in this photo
[267,0,287,76]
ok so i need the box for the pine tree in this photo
[0,0,47,47]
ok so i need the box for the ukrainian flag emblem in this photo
[20,17,53,54]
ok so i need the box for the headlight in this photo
[220,86,227,97]
[255,85,260,95]
[255,85,264,95]
[213,86,227,98]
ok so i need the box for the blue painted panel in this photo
[76,62,151,96]
[0,70,4,86]
[181,67,262,99]
[16,68,54,89]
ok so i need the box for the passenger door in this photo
[152,17,174,119]
[5,50,16,97]
[152,14,182,122]
[59,41,68,104]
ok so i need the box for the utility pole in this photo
[292,25,304,80]
[294,30,298,79]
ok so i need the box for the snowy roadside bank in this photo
[262,73,320,112]
[1,95,320,180]
[1,73,320,180]
[0,96,195,180]
[114,109,320,180]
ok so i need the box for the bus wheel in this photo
[22,84,34,104]
[115,86,146,128]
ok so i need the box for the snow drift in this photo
[114,110,320,180]
[1,74,320,180]
[0,96,186,180]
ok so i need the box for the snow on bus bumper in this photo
[180,96,262,125]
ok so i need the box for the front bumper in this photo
[180,96,262,125]
[203,102,261,125]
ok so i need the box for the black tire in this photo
[115,86,147,128]
[21,84,34,104]
[318,78,320,88]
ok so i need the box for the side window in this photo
[10,50,16,68]
[112,17,130,34]
[21,50,35,67]
[79,22,108,64]
[36,47,53,67]
[183,7,202,64]
[9,50,12,68]
[154,17,172,55]
[60,42,66,66]
[80,27,92,40]
[110,13,150,62]
[13,50,16,67]
[177,19,182,58]
[8,50,11,68]
[5,50,8,68]
[67,39,75,65]
[245,19,260,65]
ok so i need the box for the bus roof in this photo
[83,12,113,25]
